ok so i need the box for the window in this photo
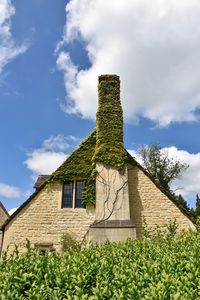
[34,242,55,255]
[75,180,86,208]
[62,180,86,208]
[62,181,74,208]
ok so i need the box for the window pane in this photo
[75,181,86,208]
[62,182,73,208]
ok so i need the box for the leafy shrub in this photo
[60,231,81,252]
[143,218,178,238]
[166,219,178,237]
[0,232,200,299]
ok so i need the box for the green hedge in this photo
[0,233,200,299]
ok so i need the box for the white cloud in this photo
[127,149,143,165]
[57,0,200,126]
[42,134,79,151]
[164,147,200,199]
[0,182,21,198]
[43,137,65,151]
[0,0,28,73]
[128,147,200,205]
[8,207,17,215]
[24,134,79,175]
[25,150,67,175]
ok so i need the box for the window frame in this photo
[61,181,74,208]
[75,180,86,208]
[61,180,86,209]
[34,242,55,254]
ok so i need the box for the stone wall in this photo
[95,164,130,221]
[86,163,136,243]
[128,165,196,237]
[2,182,95,253]
[2,165,196,253]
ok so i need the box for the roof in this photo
[2,129,96,229]
[49,129,96,183]
[0,201,9,218]
[1,131,195,229]
[34,175,50,189]
[0,201,9,229]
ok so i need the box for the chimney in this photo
[86,75,136,243]
[94,74,125,169]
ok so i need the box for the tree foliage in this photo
[174,194,191,213]
[195,194,200,218]
[191,194,200,220]
[138,145,188,191]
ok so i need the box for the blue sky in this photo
[1,0,200,213]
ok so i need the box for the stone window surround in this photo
[61,179,86,209]
[34,242,55,254]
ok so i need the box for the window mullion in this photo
[73,180,76,208]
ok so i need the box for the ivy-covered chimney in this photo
[94,75,126,169]
[86,75,136,243]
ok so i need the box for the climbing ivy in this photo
[48,75,129,205]
[48,129,96,205]
[93,75,127,170]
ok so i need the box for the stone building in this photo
[0,202,9,251]
[1,75,195,253]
